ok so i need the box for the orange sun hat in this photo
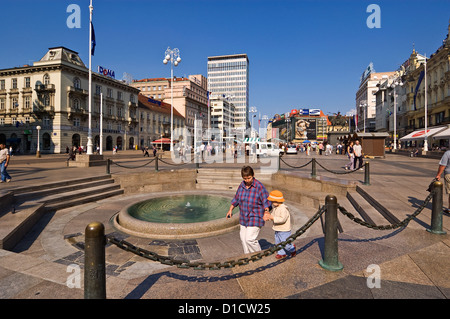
[267,190,285,202]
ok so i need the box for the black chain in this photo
[106,205,326,270]
[315,160,360,175]
[280,157,312,169]
[110,158,155,169]
[338,191,434,230]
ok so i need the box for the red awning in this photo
[152,138,172,144]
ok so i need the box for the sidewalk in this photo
[0,152,448,300]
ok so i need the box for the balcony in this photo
[67,86,88,96]
[35,84,55,92]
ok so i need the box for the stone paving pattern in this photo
[0,150,449,299]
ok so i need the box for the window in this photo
[0,80,5,90]
[107,88,113,98]
[12,78,17,89]
[117,91,123,100]
[43,74,50,85]
[44,95,50,107]
[24,96,31,109]
[25,77,31,88]
[12,97,18,109]
[0,98,5,110]
[73,98,80,109]
[25,117,30,124]
[95,85,102,95]
[73,77,81,89]
[0,118,4,125]
[43,116,50,126]
[73,117,80,127]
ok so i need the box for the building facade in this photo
[209,94,235,138]
[207,54,249,130]
[137,94,184,148]
[131,74,208,136]
[356,63,396,133]
[0,46,140,153]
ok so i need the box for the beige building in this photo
[0,46,140,153]
[131,75,208,135]
[137,94,184,148]
[356,62,396,132]
[209,94,235,138]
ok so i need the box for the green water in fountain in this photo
[127,194,231,223]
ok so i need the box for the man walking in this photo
[353,140,364,170]
[436,149,450,213]
[0,143,12,183]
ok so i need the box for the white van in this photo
[254,142,282,157]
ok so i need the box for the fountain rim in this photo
[113,190,239,239]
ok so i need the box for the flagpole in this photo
[423,55,428,152]
[86,0,94,155]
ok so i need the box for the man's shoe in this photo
[290,245,297,257]
[6,179,11,183]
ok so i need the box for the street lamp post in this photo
[389,80,403,150]
[163,47,181,153]
[249,106,257,137]
[424,56,429,152]
[36,125,41,158]
[359,102,367,133]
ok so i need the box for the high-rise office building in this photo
[207,54,249,130]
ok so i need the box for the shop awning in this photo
[243,137,260,143]
[399,126,447,141]
[432,126,450,139]
[151,138,172,144]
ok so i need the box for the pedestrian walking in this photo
[436,149,450,213]
[143,146,150,157]
[226,166,271,254]
[345,141,355,170]
[263,190,296,259]
[0,143,12,183]
[353,140,364,170]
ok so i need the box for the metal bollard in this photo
[155,156,159,172]
[363,161,370,185]
[427,181,447,235]
[311,158,316,178]
[106,158,111,174]
[84,222,106,299]
[319,195,343,271]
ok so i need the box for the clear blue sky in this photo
[1,0,449,119]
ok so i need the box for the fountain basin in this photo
[113,192,239,239]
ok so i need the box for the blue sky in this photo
[1,0,449,119]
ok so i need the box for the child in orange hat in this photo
[264,190,296,259]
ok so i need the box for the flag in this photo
[413,70,424,111]
[91,21,96,56]
[207,91,210,108]
[354,113,358,131]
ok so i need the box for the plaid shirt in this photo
[231,178,270,227]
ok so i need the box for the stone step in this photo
[346,190,393,227]
[14,178,115,203]
[37,183,122,207]
[11,175,112,195]
[45,188,124,211]
[0,203,45,250]
[356,186,401,225]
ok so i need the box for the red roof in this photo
[138,94,184,118]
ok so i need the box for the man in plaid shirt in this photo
[227,166,271,253]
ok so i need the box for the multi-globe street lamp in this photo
[163,47,181,153]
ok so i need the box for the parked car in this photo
[286,145,298,154]
[255,142,283,157]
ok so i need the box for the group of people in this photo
[227,166,295,259]
[344,140,364,171]
[228,146,450,258]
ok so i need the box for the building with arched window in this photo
[0,46,139,154]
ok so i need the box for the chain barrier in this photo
[280,157,360,174]
[110,158,156,169]
[158,157,194,166]
[338,190,434,230]
[314,160,360,175]
[279,157,313,169]
[106,205,326,270]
